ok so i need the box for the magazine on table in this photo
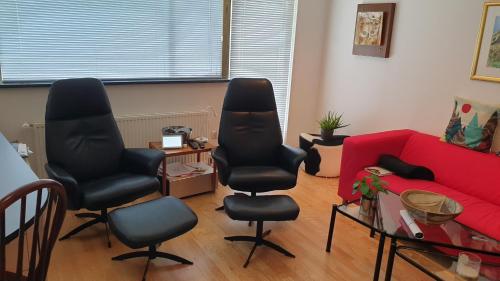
[185,162,209,174]
[162,162,210,177]
[165,162,195,177]
[364,166,393,176]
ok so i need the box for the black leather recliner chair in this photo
[45,78,164,247]
[212,78,306,205]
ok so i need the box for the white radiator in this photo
[28,111,211,177]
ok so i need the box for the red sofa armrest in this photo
[338,129,416,202]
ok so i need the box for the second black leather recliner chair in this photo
[212,78,306,206]
[45,78,165,247]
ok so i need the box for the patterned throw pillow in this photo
[443,97,499,153]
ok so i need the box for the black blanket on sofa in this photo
[378,154,435,181]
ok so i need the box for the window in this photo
[0,0,224,83]
[229,0,298,136]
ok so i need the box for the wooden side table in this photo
[148,142,217,196]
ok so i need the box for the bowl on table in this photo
[400,189,463,225]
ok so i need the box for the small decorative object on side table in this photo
[149,141,217,197]
[318,111,349,141]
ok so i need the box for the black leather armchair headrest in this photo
[45,77,124,182]
[223,78,277,112]
[218,78,283,166]
[46,78,112,121]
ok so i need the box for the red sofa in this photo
[338,129,500,241]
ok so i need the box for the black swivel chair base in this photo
[225,220,295,268]
[113,245,192,281]
[59,209,112,248]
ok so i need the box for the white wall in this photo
[318,0,500,139]
[287,0,330,144]
[0,0,330,147]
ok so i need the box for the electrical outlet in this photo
[210,130,218,139]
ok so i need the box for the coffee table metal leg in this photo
[326,204,337,252]
[384,237,397,281]
[373,232,386,281]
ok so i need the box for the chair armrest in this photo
[45,163,81,210]
[121,148,165,177]
[338,129,415,202]
[212,147,230,186]
[279,145,306,174]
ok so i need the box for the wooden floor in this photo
[40,171,436,281]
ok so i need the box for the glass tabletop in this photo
[337,191,500,280]
[337,191,500,257]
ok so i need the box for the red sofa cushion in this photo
[399,133,500,206]
[356,171,500,241]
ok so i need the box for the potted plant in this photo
[318,111,349,141]
[353,174,388,216]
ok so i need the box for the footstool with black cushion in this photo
[223,194,300,267]
[109,196,198,281]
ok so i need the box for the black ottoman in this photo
[109,196,198,281]
[224,195,300,267]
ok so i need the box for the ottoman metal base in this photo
[112,245,193,281]
[225,221,295,268]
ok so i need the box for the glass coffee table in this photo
[325,191,500,281]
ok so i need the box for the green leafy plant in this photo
[319,111,349,131]
[352,174,388,199]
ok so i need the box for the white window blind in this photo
[229,0,297,136]
[0,0,223,82]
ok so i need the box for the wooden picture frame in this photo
[471,2,500,83]
[352,3,396,58]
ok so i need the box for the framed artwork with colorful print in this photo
[471,2,500,83]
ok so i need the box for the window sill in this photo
[0,78,230,89]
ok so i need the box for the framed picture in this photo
[471,3,500,83]
[352,3,396,58]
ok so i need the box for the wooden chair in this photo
[0,179,67,281]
